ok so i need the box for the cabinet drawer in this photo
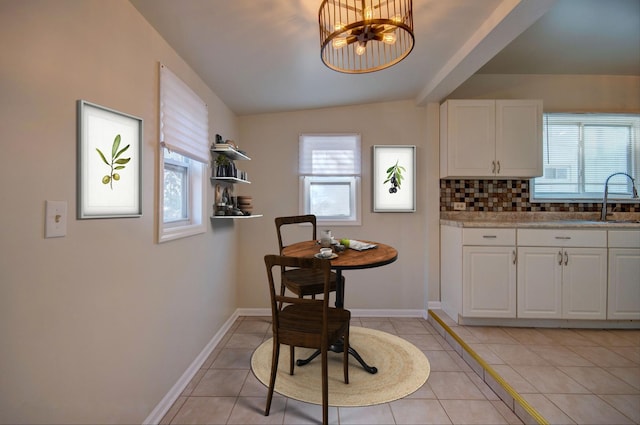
[609,230,640,248]
[518,229,606,247]
[463,228,515,246]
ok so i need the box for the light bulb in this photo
[332,37,348,49]
[355,42,366,56]
[382,32,396,45]
[391,14,402,23]
[364,6,373,20]
[334,22,345,31]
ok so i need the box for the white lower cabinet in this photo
[516,247,562,318]
[608,230,640,320]
[440,226,516,321]
[441,225,637,324]
[463,245,516,318]
[517,229,607,320]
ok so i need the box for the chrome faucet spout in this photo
[601,172,638,221]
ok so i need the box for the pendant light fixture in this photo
[319,0,414,74]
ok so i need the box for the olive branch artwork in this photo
[384,160,405,194]
[96,134,131,190]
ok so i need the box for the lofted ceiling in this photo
[131,0,640,116]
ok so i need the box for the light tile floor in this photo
[160,316,523,425]
[160,315,639,424]
[431,311,640,425]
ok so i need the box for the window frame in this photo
[157,63,208,243]
[531,113,639,203]
[299,175,361,225]
[158,148,206,243]
[298,134,362,226]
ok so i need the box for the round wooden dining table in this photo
[281,240,398,373]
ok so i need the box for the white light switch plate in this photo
[453,202,466,211]
[45,200,67,238]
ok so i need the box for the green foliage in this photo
[215,154,230,166]
[96,134,131,190]
[383,160,405,194]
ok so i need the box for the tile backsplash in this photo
[440,179,639,212]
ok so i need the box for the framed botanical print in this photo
[77,100,142,219]
[372,145,416,212]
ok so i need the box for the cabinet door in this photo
[517,247,562,318]
[562,248,607,320]
[441,100,495,177]
[608,248,640,320]
[495,100,542,177]
[463,246,516,318]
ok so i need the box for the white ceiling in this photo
[130,0,640,116]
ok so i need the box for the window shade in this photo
[159,64,209,163]
[299,134,361,175]
[533,113,639,200]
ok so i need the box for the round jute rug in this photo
[250,326,430,407]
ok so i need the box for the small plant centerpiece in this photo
[384,160,405,193]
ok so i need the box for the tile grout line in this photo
[428,310,549,425]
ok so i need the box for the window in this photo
[299,134,361,225]
[532,113,640,202]
[158,64,209,242]
[163,151,189,223]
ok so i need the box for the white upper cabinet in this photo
[440,99,543,178]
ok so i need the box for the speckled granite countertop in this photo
[440,212,640,228]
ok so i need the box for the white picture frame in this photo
[77,100,142,219]
[372,145,416,212]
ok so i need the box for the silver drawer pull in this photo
[482,235,497,239]
[555,236,571,240]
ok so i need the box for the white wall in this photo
[450,74,640,112]
[236,101,436,311]
[0,1,239,423]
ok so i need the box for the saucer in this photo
[315,253,338,260]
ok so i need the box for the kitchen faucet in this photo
[601,172,639,221]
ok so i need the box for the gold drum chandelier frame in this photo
[319,0,414,74]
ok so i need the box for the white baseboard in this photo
[427,301,442,311]
[144,307,430,424]
[143,310,240,425]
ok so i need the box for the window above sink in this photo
[531,113,639,203]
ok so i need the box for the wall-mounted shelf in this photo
[211,141,256,219]
[211,215,263,219]
[210,177,250,184]
[211,147,251,161]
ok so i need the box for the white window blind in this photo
[299,134,361,175]
[159,64,209,163]
[532,113,640,201]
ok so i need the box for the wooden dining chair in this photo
[275,215,342,299]
[263,254,350,425]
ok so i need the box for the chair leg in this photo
[343,326,350,385]
[289,345,295,375]
[321,344,328,425]
[265,338,280,416]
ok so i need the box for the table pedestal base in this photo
[296,341,378,374]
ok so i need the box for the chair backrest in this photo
[275,215,317,253]
[264,254,331,331]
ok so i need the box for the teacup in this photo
[319,248,333,258]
